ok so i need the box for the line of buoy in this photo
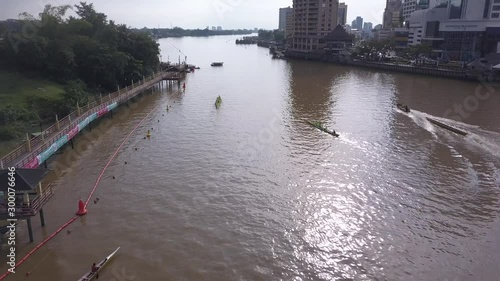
[0,105,157,280]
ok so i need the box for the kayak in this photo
[215,96,222,109]
[426,117,468,136]
[77,247,120,281]
[306,121,339,137]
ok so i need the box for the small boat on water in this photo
[306,121,339,137]
[396,103,410,113]
[211,62,224,67]
[426,117,468,136]
[215,95,222,109]
[78,247,120,281]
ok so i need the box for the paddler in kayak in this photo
[91,263,99,279]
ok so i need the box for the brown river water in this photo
[1,35,500,281]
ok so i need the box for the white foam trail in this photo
[338,133,370,153]
[403,109,500,159]
[495,168,500,187]
[466,134,500,159]
[398,109,437,138]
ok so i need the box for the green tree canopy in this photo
[0,2,160,91]
[0,2,160,140]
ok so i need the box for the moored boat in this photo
[426,117,468,136]
[77,247,120,281]
[211,62,224,67]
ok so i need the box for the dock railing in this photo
[1,70,182,169]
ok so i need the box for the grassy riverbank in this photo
[0,139,19,158]
[0,69,65,157]
[0,70,65,107]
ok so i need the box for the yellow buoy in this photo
[147,130,151,138]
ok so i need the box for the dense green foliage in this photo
[354,39,433,61]
[0,2,160,143]
[0,70,65,143]
[399,44,433,59]
[258,30,285,43]
[353,39,396,60]
[1,2,160,90]
[143,27,254,38]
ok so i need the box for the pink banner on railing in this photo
[24,156,40,169]
[97,107,109,117]
[67,126,79,140]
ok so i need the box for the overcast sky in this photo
[0,0,385,29]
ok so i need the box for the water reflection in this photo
[3,35,500,281]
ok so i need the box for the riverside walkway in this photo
[0,70,184,169]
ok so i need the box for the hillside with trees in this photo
[0,2,160,148]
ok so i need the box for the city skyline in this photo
[0,0,385,30]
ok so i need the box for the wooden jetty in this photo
[0,67,187,170]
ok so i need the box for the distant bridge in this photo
[0,69,185,169]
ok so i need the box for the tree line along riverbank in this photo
[0,2,161,156]
[138,27,255,39]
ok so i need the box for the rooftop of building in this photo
[321,25,353,42]
[0,168,50,192]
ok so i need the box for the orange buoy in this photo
[76,199,87,216]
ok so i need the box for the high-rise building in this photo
[286,10,294,48]
[405,0,500,60]
[403,0,417,21]
[440,0,500,60]
[407,5,447,46]
[279,7,293,30]
[286,10,294,38]
[355,16,364,30]
[403,0,447,22]
[338,3,348,25]
[383,0,403,28]
[217,26,222,31]
[291,0,340,52]
[351,19,358,29]
[363,22,373,31]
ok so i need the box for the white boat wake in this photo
[398,108,500,160]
